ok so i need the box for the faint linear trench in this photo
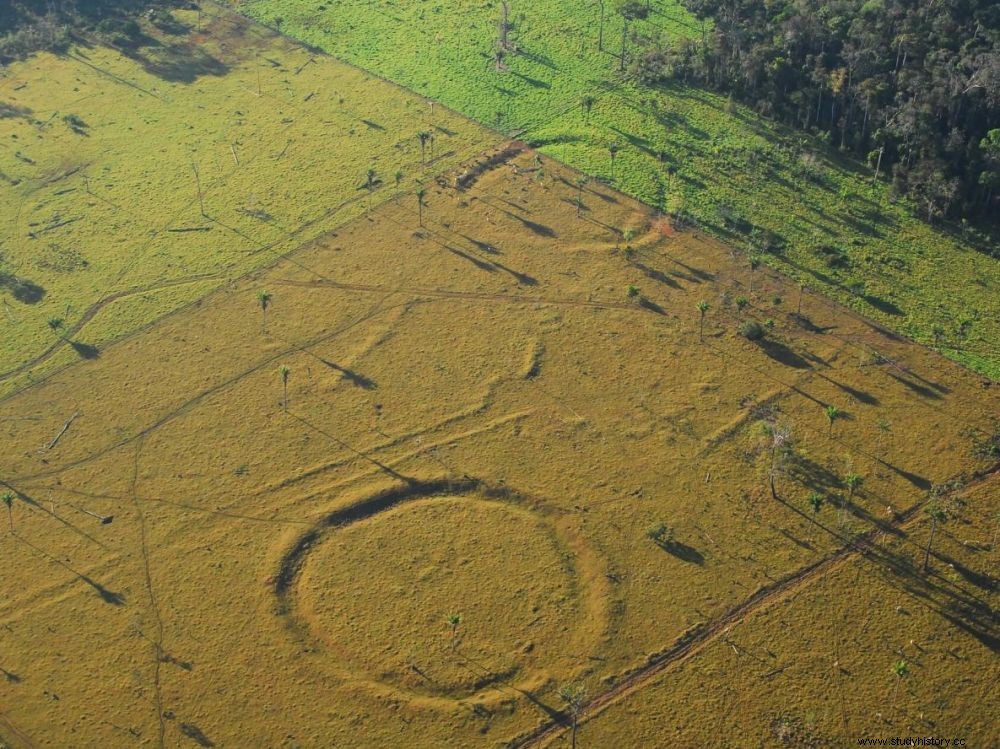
[273,277,649,312]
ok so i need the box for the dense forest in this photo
[636,0,1000,224]
[0,0,187,62]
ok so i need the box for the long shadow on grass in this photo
[15,535,124,605]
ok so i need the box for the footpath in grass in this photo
[0,5,493,396]
[230,0,1000,379]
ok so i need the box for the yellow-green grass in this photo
[0,6,494,396]
[574,477,1000,746]
[1,147,995,746]
[228,0,1000,378]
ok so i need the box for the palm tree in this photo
[2,492,13,532]
[558,683,587,749]
[808,492,823,513]
[48,317,65,338]
[735,296,749,317]
[825,405,840,435]
[844,472,862,503]
[580,94,596,123]
[576,176,588,216]
[796,282,806,316]
[394,170,404,189]
[279,365,291,411]
[891,659,909,706]
[417,131,432,163]
[608,141,620,181]
[446,613,461,651]
[922,503,946,572]
[626,284,639,300]
[696,300,709,341]
[257,290,272,334]
[416,187,427,227]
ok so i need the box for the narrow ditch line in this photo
[127,438,167,749]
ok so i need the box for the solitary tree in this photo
[646,522,674,546]
[608,141,620,181]
[416,186,427,227]
[922,502,947,572]
[279,365,291,411]
[559,683,587,749]
[626,284,640,300]
[48,317,65,338]
[580,94,596,123]
[735,296,749,316]
[696,300,709,341]
[257,290,272,334]
[595,0,606,50]
[2,492,13,532]
[394,170,404,189]
[417,131,432,163]
[617,1,649,71]
[825,405,841,435]
[447,613,461,651]
[759,421,792,499]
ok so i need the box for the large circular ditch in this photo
[273,480,609,702]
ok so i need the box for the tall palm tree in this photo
[257,290,272,334]
[447,613,461,651]
[825,405,840,435]
[595,0,606,50]
[748,255,761,294]
[279,365,291,411]
[2,492,13,532]
[922,503,946,572]
[417,131,432,163]
[609,141,620,181]
[697,300,709,341]
[48,317,65,338]
[576,176,588,216]
[558,683,587,749]
[580,94,596,123]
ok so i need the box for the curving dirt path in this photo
[0,273,224,384]
[508,463,999,748]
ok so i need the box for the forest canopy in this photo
[637,0,1000,224]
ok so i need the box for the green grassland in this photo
[230,0,1000,378]
[0,7,492,396]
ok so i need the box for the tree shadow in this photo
[638,297,667,315]
[320,359,376,390]
[1,667,21,683]
[634,261,681,289]
[661,540,705,564]
[70,341,100,359]
[123,41,229,84]
[757,339,811,369]
[0,273,46,304]
[179,723,215,747]
[864,294,904,316]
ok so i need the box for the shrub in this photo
[740,320,766,341]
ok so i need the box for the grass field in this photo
[0,6,493,397]
[1,137,996,746]
[227,0,1000,379]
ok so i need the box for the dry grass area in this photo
[0,145,996,747]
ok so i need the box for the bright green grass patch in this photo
[0,7,493,395]
[231,0,1000,378]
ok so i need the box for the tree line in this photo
[631,0,1000,224]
